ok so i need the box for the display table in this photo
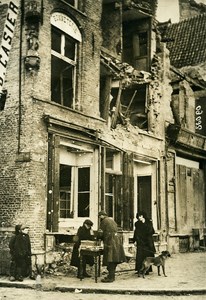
[79,247,104,283]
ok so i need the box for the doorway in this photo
[137,175,152,219]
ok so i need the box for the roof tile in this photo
[164,13,206,68]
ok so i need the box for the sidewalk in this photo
[0,252,206,295]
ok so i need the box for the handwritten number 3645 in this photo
[196,105,203,130]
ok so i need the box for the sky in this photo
[156,0,206,23]
[156,0,179,23]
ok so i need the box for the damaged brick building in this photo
[0,0,205,273]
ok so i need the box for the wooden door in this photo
[137,175,152,219]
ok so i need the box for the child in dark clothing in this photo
[9,224,22,281]
[9,224,32,281]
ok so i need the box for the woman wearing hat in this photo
[133,211,156,276]
[98,211,126,283]
[70,219,94,278]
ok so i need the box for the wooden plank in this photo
[47,133,54,231]
[111,80,122,128]
[176,165,187,232]
[122,152,134,230]
[100,76,112,121]
[52,135,60,232]
[100,146,105,211]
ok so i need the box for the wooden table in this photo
[79,247,104,283]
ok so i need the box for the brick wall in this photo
[0,0,105,255]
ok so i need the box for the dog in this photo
[140,250,171,278]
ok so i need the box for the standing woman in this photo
[133,211,156,276]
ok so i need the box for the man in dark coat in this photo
[133,211,156,276]
[98,211,126,283]
[70,219,94,278]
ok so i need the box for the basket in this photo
[80,240,97,248]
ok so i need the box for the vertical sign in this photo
[195,97,206,136]
[0,1,19,94]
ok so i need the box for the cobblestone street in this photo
[0,287,206,300]
[0,252,205,298]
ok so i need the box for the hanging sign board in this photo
[0,0,19,94]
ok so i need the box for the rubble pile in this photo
[43,242,136,279]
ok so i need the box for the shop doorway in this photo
[137,175,152,219]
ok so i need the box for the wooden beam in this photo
[111,80,123,129]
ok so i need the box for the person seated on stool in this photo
[70,219,94,278]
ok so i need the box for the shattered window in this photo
[123,19,150,71]
[133,32,148,71]
[138,32,148,56]
[111,84,148,130]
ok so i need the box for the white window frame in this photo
[51,13,81,108]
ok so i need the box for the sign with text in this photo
[195,97,206,136]
[0,0,19,94]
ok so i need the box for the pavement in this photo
[0,251,206,296]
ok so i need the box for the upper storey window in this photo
[51,13,82,108]
[65,0,78,7]
[123,18,150,72]
[62,0,83,11]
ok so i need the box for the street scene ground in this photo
[0,287,206,300]
[0,252,205,299]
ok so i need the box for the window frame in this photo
[50,13,81,108]
[59,164,74,219]
[59,164,91,220]
[65,0,78,8]
[104,149,122,224]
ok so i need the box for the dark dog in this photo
[140,250,171,278]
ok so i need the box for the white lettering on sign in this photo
[51,12,82,42]
[195,105,203,131]
[0,1,19,93]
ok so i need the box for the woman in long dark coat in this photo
[70,219,94,278]
[98,211,126,283]
[133,211,156,276]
